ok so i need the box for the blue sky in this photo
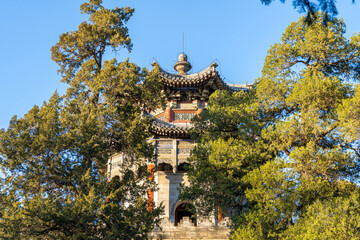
[0,0,359,130]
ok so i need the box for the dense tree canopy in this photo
[0,1,163,239]
[181,13,360,239]
[261,0,356,24]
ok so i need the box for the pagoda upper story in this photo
[145,54,251,173]
[149,53,251,138]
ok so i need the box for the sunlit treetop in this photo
[51,0,134,84]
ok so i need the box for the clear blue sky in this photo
[0,0,359,130]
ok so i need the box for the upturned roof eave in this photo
[155,62,237,91]
[148,117,192,137]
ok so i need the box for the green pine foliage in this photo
[282,192,360,239]
[260,0,355,24]
[181,13,360,239]
[0,1,163,239]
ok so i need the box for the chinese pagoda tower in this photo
[108,53,250,239]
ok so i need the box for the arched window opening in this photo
[175,203,196,226]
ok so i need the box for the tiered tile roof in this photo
[149,55,251,137]
[155,63,236,92]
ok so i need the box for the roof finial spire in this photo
[174,33,191,75]
[182,32,184,54]
[174,53,191,75]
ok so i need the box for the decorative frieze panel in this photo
[174,113,195,121]
[157,140,173,148]
[178,148,192,155]
[158,140,172,145]
[178,102,196,110]
[158,149,172,155]
[178,140,195,148]
[157,159,172,165]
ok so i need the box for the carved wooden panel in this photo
[158,149,172,154]
[178,148,192,154]
[174,113,195,121]
[157,140,173,148]
[178,102,196,110]
[178,140,195,148]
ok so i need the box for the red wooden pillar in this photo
[147,164,155,212]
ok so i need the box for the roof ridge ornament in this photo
[174,53,192,75]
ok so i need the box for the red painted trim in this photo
[147,164,155,212]
[173,110,197,113]
[218,206,223,221]
[172,120,192,123]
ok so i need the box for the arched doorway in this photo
[174,203,196,226]
[157,162,173,172]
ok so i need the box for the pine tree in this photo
[181,13,360,239]
[0,1,163,239]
